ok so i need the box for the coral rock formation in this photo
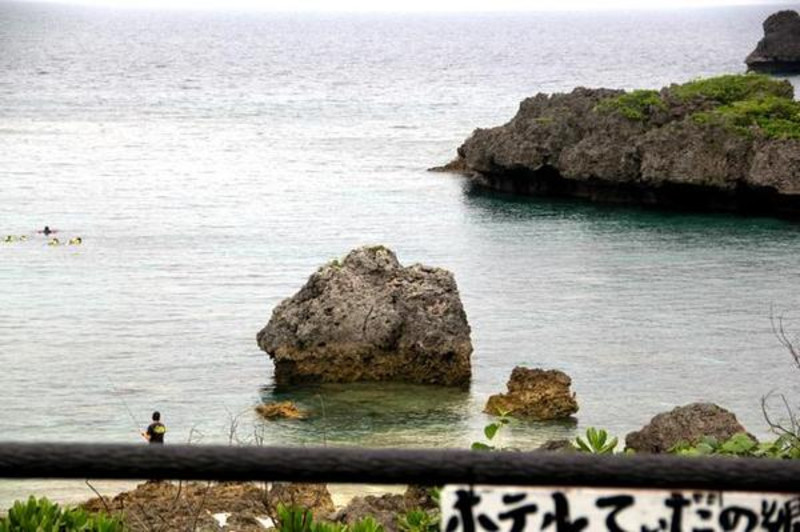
[257,246,472,386]
[746,11,800,72]
[442,75,800,217]
[625,402,753,453]
[485,367,578,420]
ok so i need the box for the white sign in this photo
[441,485,800,531]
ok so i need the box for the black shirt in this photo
[146,422,166,444]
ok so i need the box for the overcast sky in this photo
[9,0,787,11]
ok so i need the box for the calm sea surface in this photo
[2,1,800,506]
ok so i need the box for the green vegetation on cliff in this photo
[595,73,800,139]
[693,94,800,140]
[595,89,665,121]
[669,73,793,104]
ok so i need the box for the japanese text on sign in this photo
[440,485,800,532]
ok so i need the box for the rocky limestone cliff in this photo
[746,10,800,73]
[444,74,800,216]
[257,246,472,386]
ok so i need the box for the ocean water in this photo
[2,1,800,506]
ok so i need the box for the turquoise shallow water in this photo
[2,1,800,507]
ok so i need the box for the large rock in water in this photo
[625,403,752,453]
[257,246,472,386]
[443,74,800,217]
[746,11,800,72]
[484,367,578,420]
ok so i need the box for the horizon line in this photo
[1,0,793,13]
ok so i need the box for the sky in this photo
[8,0,787,11]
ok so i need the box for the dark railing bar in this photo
[0,443,798,493]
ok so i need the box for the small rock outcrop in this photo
[267,483,335,518]
[484,367,578,420]
[403,485,438,511]
[746,11,800,72]
[82,481,270,532]
[335,494,408,532]
[441,74,800,217]
[334,487,436,532]
[536,439,577,453]
[625,403,752,453]
[255,401,308,420]
[257,246,472,386]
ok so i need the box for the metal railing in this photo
[0,443,798,493]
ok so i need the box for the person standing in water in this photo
[142,411,167,444]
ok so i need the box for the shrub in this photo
[350,516,384,532]
[666,431,799,458]
[670,73,793,105]
[595,90,666,121]
[595,74,800,137]
[275,504,385,532]
[276,504,315,532]
[692,95,800,139]
[0,496,123,532]
[397,509,439,532]
[669,433,758,457]
[471,410,512,451]
[313,522,350,532]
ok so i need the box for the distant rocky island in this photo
[746,10,800,73]
[435,74,800,217]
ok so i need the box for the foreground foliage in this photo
[0,496,122,532]
[276,503,385,532]
[670,432,800,458]
[471,409,515,452]
[397,508,439,532]
[573,427,619,454]
[570,427,800,458]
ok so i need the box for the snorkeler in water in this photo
[4,235,30,243]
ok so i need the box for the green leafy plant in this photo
[0,496,63,532]
[350,516,384,532]
[717,432,759,455]
[276,504,315,532]
[0,496,123,532]
[574,427,619,454]
[471,410,512,451]
[312,522,349,532]
[274,504,386,532]
[753,433,800,459]
[670,436,722,456]
[397,509,439,532]
[669,432,800,459]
